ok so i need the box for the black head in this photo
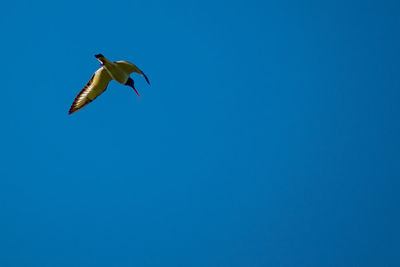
[95,54,104,59]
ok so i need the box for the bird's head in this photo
[95,54,105,65]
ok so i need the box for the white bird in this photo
[69,54,150,114]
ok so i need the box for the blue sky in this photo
[0,0,399,266]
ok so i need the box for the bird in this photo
[68,54,150,114]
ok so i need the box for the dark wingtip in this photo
[143,74,150,85]
[68,105,78,114]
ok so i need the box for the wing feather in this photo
[69,68,112,114]
[114,61,150,85]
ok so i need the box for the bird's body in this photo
[69,54,150,114]
[101,57,129,84]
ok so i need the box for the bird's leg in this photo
[125,78,141,98]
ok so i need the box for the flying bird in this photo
[69,54,150,114]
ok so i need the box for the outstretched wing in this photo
[114,61,150,85]
[69,67,112,114]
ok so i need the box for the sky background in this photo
[0,0,399,266]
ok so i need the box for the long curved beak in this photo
[130,85,141,98]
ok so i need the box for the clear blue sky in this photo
[0,0,399,266]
